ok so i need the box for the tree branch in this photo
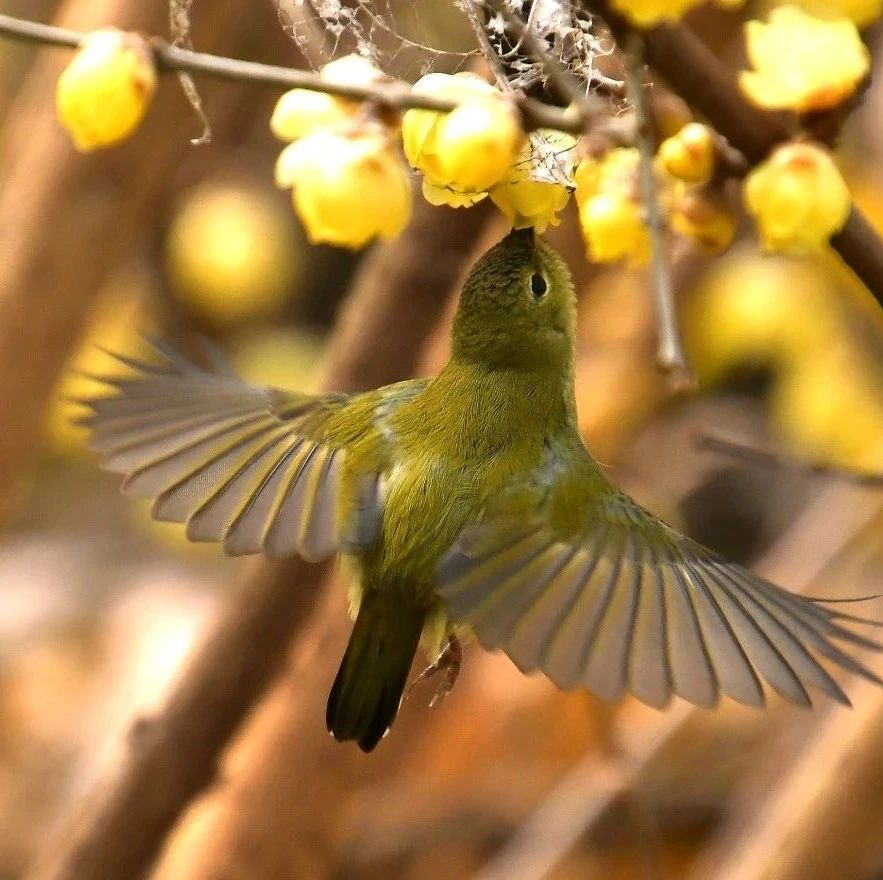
[624,31,693,386]
[0,11,584,133]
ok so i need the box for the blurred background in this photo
[2,1,883,879]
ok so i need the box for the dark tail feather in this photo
[326,589,424,752]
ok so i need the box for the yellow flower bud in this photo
[580,193,651,266]
[489,132,574,232]
[671,190,736,253]
[575,148,655,265]
[270,54,388,141]
[744,141,851,255]
[56,28,156,152]
[657,123,716,184]
[275,129,411,249]
[402,73,522,206]
[740,6,870,113]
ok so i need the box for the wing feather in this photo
[581,532,639,700]
[543,528,618,689]
[626,537,672,708]
[437,454,881,709]
[81,343,421,561]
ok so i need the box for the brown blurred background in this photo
[2,1,883,879]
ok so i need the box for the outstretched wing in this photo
[77,341,424,561]
[437,456,881,709]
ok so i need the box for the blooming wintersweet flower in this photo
[275,128,411,249]
[489,131,574,232]
[402,72,523,207]
[743,141,851,254]
[657,123,716,184]
[575,148,653,265]
[740,6,870,113]
[56,28,156,151]
[270,54,387,141]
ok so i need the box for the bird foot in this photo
[408,635,462,707]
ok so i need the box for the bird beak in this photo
[504,226,536,249]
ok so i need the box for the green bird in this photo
[81,229,879,751]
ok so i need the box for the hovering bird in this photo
[81,229,880,751]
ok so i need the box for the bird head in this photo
[451,227,576,372]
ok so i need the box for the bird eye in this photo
[530,273,548,299]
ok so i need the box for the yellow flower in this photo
[580,193,651,265]
[744,141,851,254]
[489,132,574,232]
[611,0,745,25]
[670,190,736,253]
[275,128,411,249]
[402,73,523,207]
[56,28,156,151]
[575,148,651,265]
[788,0,882,27]
[166,183,301,325]
[657,123,716,184]
[270,54,387,141]
[740,6,869,113]
[610,0,701,25]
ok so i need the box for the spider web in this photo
[274,1,477,78]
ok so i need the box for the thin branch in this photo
[624,32,694,387]
[696,428,883,488]
[0,11,584,133]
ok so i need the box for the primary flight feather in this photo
[81,228,881,751]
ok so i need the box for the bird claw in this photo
[408,634,462,707]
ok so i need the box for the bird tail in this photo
[326,588,424,752]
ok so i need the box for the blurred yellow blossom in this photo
[774,346,883,474]
[56,28,156,151]
[575,149,650,265]
[740,6,869,112]
[275,128,411,248]
[489,131,574,231]
[610,0,744,27]
[166,183,300,325]
[685,247,836,384]
[402,72,522,207]
[658,123,716,184]
[787,0,882,27]
[270,54,387,141]
[744,141,850,254]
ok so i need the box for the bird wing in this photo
[437,453,881,709]
[78,340,426,561]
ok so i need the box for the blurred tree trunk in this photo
[0,0,292,524]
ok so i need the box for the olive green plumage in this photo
[81,228,880,752]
